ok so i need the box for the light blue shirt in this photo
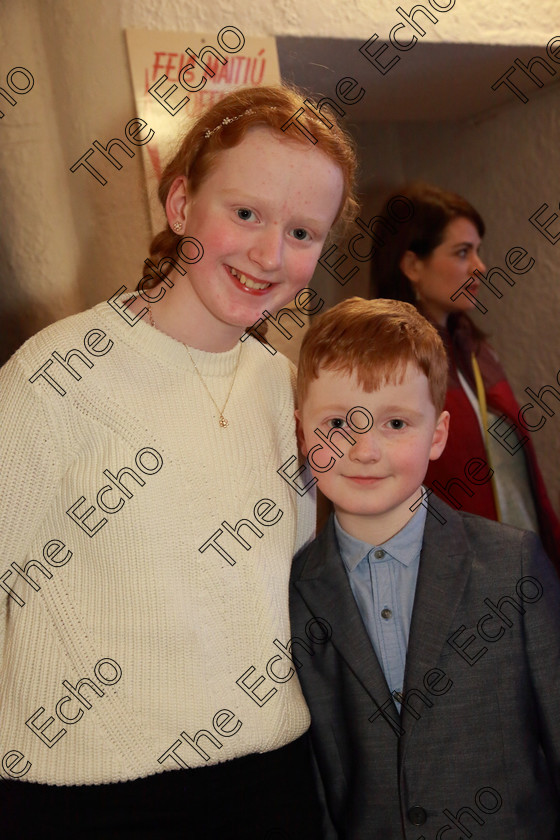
[334,493,427,709]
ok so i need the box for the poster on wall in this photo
[125,29,281,233]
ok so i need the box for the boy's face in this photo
[296,362,449,543]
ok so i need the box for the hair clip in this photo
[203,106,277,139]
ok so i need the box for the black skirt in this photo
[1,734,323,839]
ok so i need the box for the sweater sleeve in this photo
[521,530,560,790]
[0,354,63,656]
[285,357,316,551]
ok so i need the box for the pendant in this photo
[219,415,229,428]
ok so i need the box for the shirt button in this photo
[408,806,427,826]
[374,549,385,559]
[381,607,392,620]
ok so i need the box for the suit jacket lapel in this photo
[398,498,475,763]
[294,515,395,716]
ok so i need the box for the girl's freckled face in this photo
[180,126,345,339]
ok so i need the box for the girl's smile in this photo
[226,264,273,293]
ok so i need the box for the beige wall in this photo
[1,0,559,507]
[397,85,560,514]
[342,79,560,513]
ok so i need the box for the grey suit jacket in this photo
[290,497,560,839]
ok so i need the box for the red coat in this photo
[425,316,560,573]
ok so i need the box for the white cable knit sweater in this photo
[0,296,315,785]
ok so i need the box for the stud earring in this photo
[172,220,182,233]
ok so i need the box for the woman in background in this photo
[371,180,560,570]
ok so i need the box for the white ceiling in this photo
[277,38,560,122]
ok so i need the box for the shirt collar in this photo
[334,488,428,574]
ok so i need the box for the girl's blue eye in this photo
[328,418,346,429]
[237,208,254,221]
[388,419,406,430]
[291,228,310,241]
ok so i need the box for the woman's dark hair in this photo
[370,181,486,337]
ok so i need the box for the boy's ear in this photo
[429,410,450,461]
[294,409,308,457]
[165,175,190,230]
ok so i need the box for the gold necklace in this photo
[146,301,242,428]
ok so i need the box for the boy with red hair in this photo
[290,297,560,839]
